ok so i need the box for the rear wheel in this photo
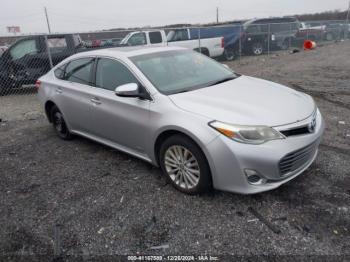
[224,49,236,61]
[252,42,264,55]
[50,105,72,140]
[159,135,212,194]
[281,39,290,50]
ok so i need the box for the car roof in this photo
[244,17,298,26]
[72,46,186,59]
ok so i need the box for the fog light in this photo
[244,169,266,185]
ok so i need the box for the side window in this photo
[260,24,269,33]
[174,30,189,41]
[47,37,68,53]
[246,25,260,33]
[10,39,38,60]
[95,58,139,91]
[128,33,146,46]
[149,32,162,44]
[64,58,94,85]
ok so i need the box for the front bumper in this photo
[205,110,325,194]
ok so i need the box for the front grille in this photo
[279,142,317,176]
[280,126,311,137]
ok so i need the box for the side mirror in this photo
[115,83,151,100]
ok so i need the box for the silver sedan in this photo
[37,46,325,194]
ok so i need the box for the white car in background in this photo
[119,30,225,59]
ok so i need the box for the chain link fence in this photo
[0,19,349,97]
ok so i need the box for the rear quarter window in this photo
[149,32,163,44]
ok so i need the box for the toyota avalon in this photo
[37,46,324,194]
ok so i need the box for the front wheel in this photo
[281,39,291,50]
[50,105,72,140]
[159,135,212,194]
[251,42,264,55]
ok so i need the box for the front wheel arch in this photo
[154,130,210,168]
[157,132,213,194]
[45,100,56,122]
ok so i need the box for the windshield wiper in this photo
[208,76,236,86]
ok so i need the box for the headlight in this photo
[209,121,284,144]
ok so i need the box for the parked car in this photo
[37,46,324,195]
[323,23,349,41]
[167,25,242,61]
[241,17,300,55]
[0,34,113,95]
[119,30,225,59]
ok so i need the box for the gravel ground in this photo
[0,41,349,261]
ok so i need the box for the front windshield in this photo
[130,50,238,95]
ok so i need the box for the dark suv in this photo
[242,17,300,55]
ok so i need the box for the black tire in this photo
[159,135,212,195]
[0,78,16,96]
[251,42,264,56]
[50,105,72,140]
[223,49,236,61]
[195,48,210,57]
[281,39,290,50]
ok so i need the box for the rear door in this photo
[89,57,151,154]
[53,57,96,133]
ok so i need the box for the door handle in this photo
[91,98,101,105]
[56,88,62,94]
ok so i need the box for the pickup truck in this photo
[167,26,242,61]
[241,17,300,55]
[119,30,225,59]
[0,34,90,95]
[295,22,326,42]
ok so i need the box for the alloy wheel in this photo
[252,43,263,55]
[164,145,200,190]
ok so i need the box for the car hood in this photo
[169,76,315,127]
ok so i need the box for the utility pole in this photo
[216,7,219,24]
[346,1,350,25]
[44,7,51,34]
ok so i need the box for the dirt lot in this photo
[0,42,349,260]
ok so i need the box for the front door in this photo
[89,58,151,154]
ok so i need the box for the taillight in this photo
[35,80,41,90]
[221,37,225,48]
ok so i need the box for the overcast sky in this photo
[0,0,348,35]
